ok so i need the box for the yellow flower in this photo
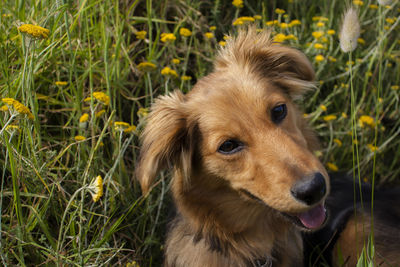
[90,175,103,202]
[323,115,337,121]
[204,32,214,39]
[341,112,348,118]
[223,35,231,40]
[74,135,86,141]
[137,62,156,72]
[55,81,68,86]
[391,85,399,90]
[316,22,325,27]
[353,0,364,6]
[232,0,243,8]
[319,104,327,112]
[219,41,226,46]
[85,92,110,105]
[179,28,192,37]
[2,98,34,120]
[327,29,335,35]
[124,125,137,133]
[275,8,285,14]
[359,115,375,128]
[289,20,301,26]
[326,162,339,172]
[209,26,217,31]
[314,43,325,49]
[273,33,287,43]
[126,261,140,267]
[233,16,255,26]
[279,22,289,29]
[315,54,325,62]
[369,4,379,9]
[333,139,342,147]
[160,33,176,43]
[357,38,365,45]
[95,109,106,118]
[137,107,149,117]
[79,113,89,123]
[0,105,9,111]
[312,31,324,39]
[285,34,297,41]
[114,121,131,131]
[367,144,378,152]
[253,15,262,20]
[18,24,49,39]
[181,75,192,81]
[328,56,337,62]
[312,16,329,22]
[172,58,180,64]
[135,31,147,40]
[385,17,395,24]
[161,67,178,77]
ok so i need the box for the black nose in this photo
[291,172,326,205]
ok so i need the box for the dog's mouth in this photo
[239,189,327,230]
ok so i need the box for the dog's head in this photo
[136,28,329,231]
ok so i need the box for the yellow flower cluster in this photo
[2,98,34,120]
[137,62,156,72]
[232,0,243,8]
[135,31,147,40]
[84,92,110,105]
[323,114,337,121]
[367,144,378,152]
[312,16,329,22]
[315,54,325,62]
[272,33,297,43]
[359,115,375,128]
[74,135,86,141]
[79,113,89,123]
[114,121,136,133]
[326,162,339,172]
[161,33,176,43]
[179,28,192,37]
[233,16,255,26]
[18,24,50,39]
[353,0,364,6]
[181,75,192,81]
[137,107,149,118]
[55,81,68,86]
[90,175,103,202]
[333,139,342,147]
[161,67,178,77]
[204,32,214,39]
[275,8,285,14]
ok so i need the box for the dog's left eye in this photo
[271,104,287,124]
[218,140,244,154]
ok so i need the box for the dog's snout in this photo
[290,172,326,205]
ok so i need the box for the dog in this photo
[135,27,400,266]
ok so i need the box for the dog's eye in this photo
[271,104,287,124]
[218,140,244,154]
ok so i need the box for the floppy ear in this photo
[135,90,193,194]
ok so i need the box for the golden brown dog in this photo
[136,28,330,266]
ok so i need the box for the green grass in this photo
[0,0,399,265]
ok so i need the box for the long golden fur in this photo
[136,28,331,266]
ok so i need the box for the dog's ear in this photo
[135,90,193,194]
[215,28,315,100]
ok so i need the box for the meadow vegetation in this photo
[0,0,399,265]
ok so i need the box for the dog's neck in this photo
[171,170,303,265]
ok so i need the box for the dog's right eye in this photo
[271,103,287,124]
[218,140,244,154]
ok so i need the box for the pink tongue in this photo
[297,204,326,229]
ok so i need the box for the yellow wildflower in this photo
[275,8,285,14]
[219,41,227,46]
[253,15,262,20]
[181,75,192,81]
[326,162,339,172]
[90,175,103,202]
[223,35,231,40]
[2,98,34,120]
[285,34,297,41]
[204,32,214,39]
[328,56,337,62]
[179,28,192,37]
[114,121,131,131]
[137,108,149,117]
[137,62,156,72]
[5,125,20,133]
[79,113,89,123]
[233,16,255,26]
[0,105,9,111]
[323,115,337,121]
[353,0,364,6]
[279,22,289,29]
[327,29,335,35]
[315,54,325,62]
[391,85,399,90]
[209,26,217,31]
[273,33,287,43]
[312,16,329,22]
[161,67,178,77]
[333,139,342,147]
[314,43,325,49]
[126,261,140,267]
[357,38,365,45]
[341,113,348,118]
[124,125,137,134]
[316,22,325,27]
[172,58,180,64]
[18,24,49,39]
[359,115,375,128]
[320,104,327,112]
[266,21,274,26]
[289,20,301,26]
[369,4,379,9]
[160,33,176,43]
[94,110,105,119]
[135,31,147,40]
[94,92,110,105]
[367,144,378,152]
[55,81,68,86]
[74,135,86,141]
[312,31,324,39]
[232,0,243,8]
